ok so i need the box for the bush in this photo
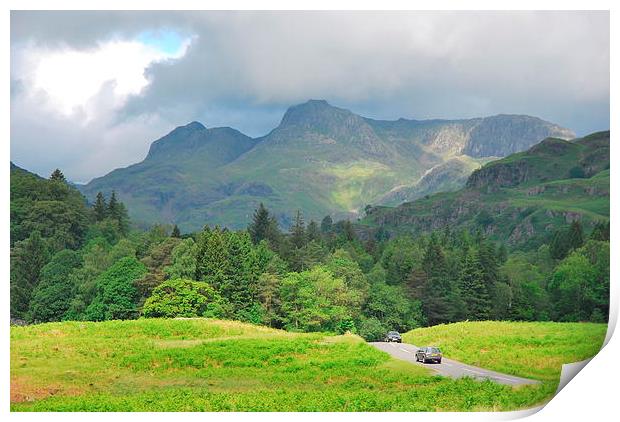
[336,318,357,334]
[357,317,387,341]
[142,278,227,318]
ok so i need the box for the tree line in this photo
[10,168,610,339]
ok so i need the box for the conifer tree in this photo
[477,239,500,296]
[566,221,584,251]
[10,231,50,318]
[306,220,320,243]
[108,191,120,220]
[420,234,453,325]
[459,250,491,319]
[249,203,271,244]
[93,192,107,222]
[171,224,181,238]
[49,169,66,182]
[290,210,306,249]
[195,227,231,290]
[320,215,333,233]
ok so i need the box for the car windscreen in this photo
[429,347,441,353]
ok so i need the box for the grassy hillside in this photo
[11,318,566,412]
[403,321,607,382]
[362,131,609,248]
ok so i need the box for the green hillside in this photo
[403,321,607,382]
[78,100,574,231]
[11,318,592,412]
[362,131,609,248]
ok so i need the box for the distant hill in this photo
[78,100,575,231]
[361,131,610,249]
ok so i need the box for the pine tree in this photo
[115,202,130,235]
[497,243,508,264]
[108,191,120,220]
[566,221,584,251]
[195,227,231,290]
[320,215,333,233]
[248,203,271,244]
[306,220,320,243]
[550,221,585,260]
[227,232,258,314]
[171,225,181,238]
[477,240,500,296]
[459,250,491,320]
[290,210,306,249]
[49,169,66,182]
[10,231,50,318]
[420,234,453,325]
[93,192,107,222]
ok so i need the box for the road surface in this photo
[370,342,540,386]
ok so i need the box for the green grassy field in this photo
[11,319,603,412]
[402,321,607,382]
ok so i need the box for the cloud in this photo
[10,11,610,183]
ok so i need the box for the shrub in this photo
[357,317,387,341]
[142,278,227,318]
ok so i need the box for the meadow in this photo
[402,321,608,382]
[8,318,578,412]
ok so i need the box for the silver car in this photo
[415,346,443,364]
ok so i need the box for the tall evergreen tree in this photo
[458,250,491,319]
[171,224,181,238]
[320,215,333,233]
[10,231,50,318]
[225,232,257,313]
[420,234,453,325]
[477,239,500,301]
[566,221,584,251]
[248,203,271,244]
[93,192,107,222]
[290,210,306,249]
[108,191,120,220]
[306,220,320,243]
[195,227,231,290]
[49,169,66,182]
[116,202,130,235]
[550,221,585,260]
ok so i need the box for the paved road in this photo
[370,342,540,386]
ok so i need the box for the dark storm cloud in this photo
[10,11,610,182]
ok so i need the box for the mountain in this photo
[78,100,575,231]
[360,131,610,249]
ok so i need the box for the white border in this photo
[2,1,616,421]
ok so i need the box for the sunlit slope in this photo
[403,321,607,382]
[12,318,559,411]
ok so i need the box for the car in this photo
[384,331,402,343]
[415,346,443,364]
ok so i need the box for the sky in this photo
[10,11,610,183]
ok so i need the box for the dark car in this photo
[384,331,402,343]
[415,346,443,364]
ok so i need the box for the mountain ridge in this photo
[360,130,609,248]
[78,100,576,230]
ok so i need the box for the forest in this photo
[10,165,610,340]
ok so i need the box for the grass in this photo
[402,321,607,382]
[11,318,564,412]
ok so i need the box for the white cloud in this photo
[10,11,610,183]
[20,38,190,120]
